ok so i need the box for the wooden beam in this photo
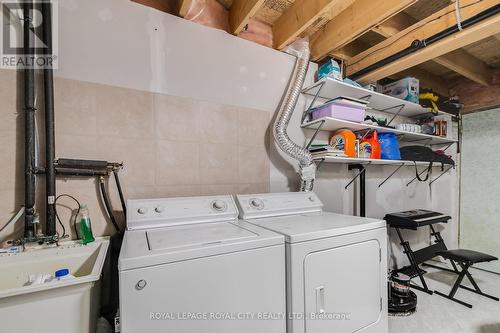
[370,10,493,87]
[310,0,416,60]
[452,74,500,114]
[177,0,193,17]
[434,49,493,86]
[229,0,265,35]
[273,0,354,50]
[329,40,370,61]
[372,12,414,38]
[347,0,499,78]
[131,0,175,14]
[335,14,448,95]
[353,13,500,84]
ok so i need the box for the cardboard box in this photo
[382,77,420,104]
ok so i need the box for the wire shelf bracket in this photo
[407,164,432,187]
[379,163,405,188]
[429,165,454,185]
[305,119,326,149]
[372,104,405,126]
[315,158,326,171]
[301,81,326,124]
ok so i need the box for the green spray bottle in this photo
[78,204,95,244]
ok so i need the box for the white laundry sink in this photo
[0,238,109,333]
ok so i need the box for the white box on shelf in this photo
[382,77,420,104]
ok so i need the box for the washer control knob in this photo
[136,279,147,290]
[137,207,148,215]
[155,206,165,213]
[211,200,227,212]
[250,198,264,210]
[308,196,315,202]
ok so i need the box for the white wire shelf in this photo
[312,155,455,188]
[311,156,446,166]
[302,77,448,118]
[303,117,458,145]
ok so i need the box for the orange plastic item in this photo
[360,131,381,159]
[330,130,357,158]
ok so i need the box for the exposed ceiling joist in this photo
[310,0,417,60]
[273,0,355,50]
[229,0,266,35]
[369,12,450,95]
[452,73,500,114]
[372,11,494,87]
[328,39,450,96]
[353,13,500,84]
[434,49,493,86]
[371,12,414,38]
[346,0,500,79]
[177,0,193,17]
[131,0,175,14]
[329,40,368,61]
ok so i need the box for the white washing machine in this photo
[119,195,286,333]
[236,192,388,333]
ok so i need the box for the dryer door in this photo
[304,240,381,332]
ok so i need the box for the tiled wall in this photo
[0,70,271,242]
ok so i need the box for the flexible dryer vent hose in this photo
[273,38,316,191]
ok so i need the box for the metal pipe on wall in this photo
[23,0,36,239]
[350,5,500,81]
[42,1,56,236]
[349,165,366,217]
[360,168,366,218]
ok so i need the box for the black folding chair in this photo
[434,249,499,308]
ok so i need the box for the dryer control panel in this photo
[127,195,238,230]
[236,192,323,220]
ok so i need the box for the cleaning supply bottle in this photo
[330,129,357,157]
[360,131,381,159]
[54,269,75,281]
[78,204,95,244]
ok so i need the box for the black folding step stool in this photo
[434,249,499,308]
[385,210,499,308]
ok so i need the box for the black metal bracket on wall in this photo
[378,163,405,188]
[305,119,326,149]
[348,164,366,218]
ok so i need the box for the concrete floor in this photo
[389,264,500,333]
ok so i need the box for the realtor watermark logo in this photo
[149,312,352,321]
[1,0,58,69]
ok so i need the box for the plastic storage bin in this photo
[311,98,367,122]
[0,238,109,333]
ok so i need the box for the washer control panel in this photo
[127,195,238,230]
[236,192,323,219]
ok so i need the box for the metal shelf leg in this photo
[345,163,370,189]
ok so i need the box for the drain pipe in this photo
[42,1,56,236]
[23,0,36,239]
[350,5,500,81]
[274,39,316,191]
